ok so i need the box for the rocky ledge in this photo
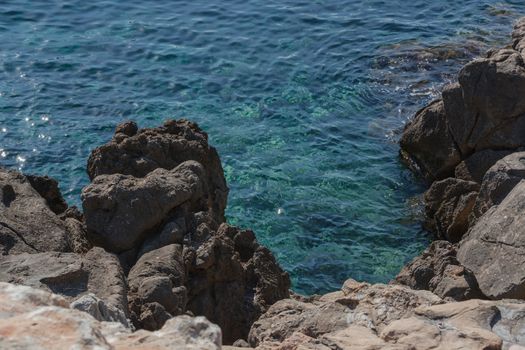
[3,17,525,350]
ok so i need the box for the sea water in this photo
[0,0,524,294]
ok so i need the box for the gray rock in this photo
[400,100,461,181]
[127,244,187,330]
[71,293,132,328]
[0,168,71,255]
[454,149,514,184]
[472,151,525,220]
[0,247,128,316]
[87,119,228,223]
[424,178,479,242]
[458,180,525,299]
[82,161,207,253]
[395,240,483,301]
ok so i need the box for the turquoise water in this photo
[0,1,524,294]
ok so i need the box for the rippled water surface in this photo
[1,1,524,294]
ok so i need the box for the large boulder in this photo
[0,247,129,322]
[401,22,525,181]
[127,244,187,330]
[454,149,514,184]
[82,161,208,252]
[395,240,483,301]
[87,119,228,223]
[399,100,461,181]
[471,151,525,220]
[0,168,72,255]
[423,178,479,242]
[249,279,525,349]
[186,223,290,344]
[0,282,222,350]
[458,180,525,299]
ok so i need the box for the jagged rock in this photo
[395,240,483,301]
[87,119,228,222]
[471,151,525,220]
[0,168,72,255]
[127,244,187,330]
[454,149,514,184]
[458,180,525,299]
[424,178,479,242]
[0,247,128,317]
[186,223,290,344]
[82,161,208,252]
[0,282,221,350]
[399,100,461,181]
[249,279,442,346]
[26,174,68,215]
[71,294,132,328]
[63,217,92,254]
[401,23,525,182]
[250,280,525,349]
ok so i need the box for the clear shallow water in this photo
[0,1,524,294]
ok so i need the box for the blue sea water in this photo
[0,1,524,294]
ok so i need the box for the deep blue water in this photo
[0,1,524,294]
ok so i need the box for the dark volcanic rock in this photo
[186,223,290,344]
[82,161,208,253]
[395,240,483,301]
[127,244,187,330]
[26,174,68,215]
[0,247,129,321]
[471,151,525,221]
[0,168,72,255]
[424,178,479,242]
[458,180,525,299]
[454,149,514,184]
[87,119,228,222]
[400,100,461,181]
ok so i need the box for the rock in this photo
[0,247,129,317]
[187,223,290,344]
[250,280,525,349]
[26,174,68,215]
[71,293,132,328]
[395,240,483,301]
[87,119,228,223]
[82,161,208,253]
[458,180,525,299]
[424,178,479,242]
[0,168,72,255]
[454,149,514,184]
[472,151,525,220]
[248,278,442,346]
[400,100,461,181]
[401,31,525,181]
[63,217,92,254]
[0,282,221,350]
[127,244,187,330]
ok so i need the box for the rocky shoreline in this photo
[3,17,525,350]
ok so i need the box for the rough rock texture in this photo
[399,100,461,180]
[0,168,72,255]
[472,151,525,220]
[249,279,525,349]
[458,180,525,299]
[0,282,221,350]
[186,223,291,344]
[87,119,228,223]
[400,21,525,182]
[424,178,479,242]
[395,240,483,301]
[0,247,129,321]
[82,161,208,252]
[127,244,187,330]
[454,149,514,184]
[26,174,68,215]
[71,293,132,328]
